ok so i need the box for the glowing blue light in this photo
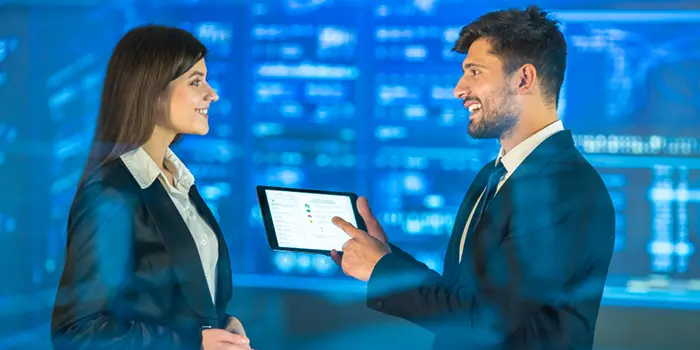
[375,5,390,17]
[424,195,444,209]
[280,103,303,118]
[316,153,330,167]
[413,0,436,14]
[252,25,283,40]
[48,88,76,110]
[274,252,295,273]
[280,44,303,59]
[374,126,407,141]
[252,123,285,137]
[431,86,454,100]
[305,82,344,98]
[403,174,424,192]
[296,254,311,273]
[0,43,5,64]
[442,27,460,43]
[404,105,427,120]
[318,27,354,49]
[45,259,56,273]
[676,242,694,256]
[201,183,231,201]
[648,241,675,255]
[404,45,427,60]
[280,152,303,165]
[255,82,293,103]
[277,169,302,186]
[256,63,359,80]
[313,255,335,275]
[195,23,232,44]
[375,27,416,41]
[283,0,330,13]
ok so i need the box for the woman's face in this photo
[158,58,219,136]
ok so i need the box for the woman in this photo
[51,25,252,350]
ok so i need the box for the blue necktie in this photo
[463,161,507,245]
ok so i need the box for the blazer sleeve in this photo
[51,184,198,350]
[366,176,614,341]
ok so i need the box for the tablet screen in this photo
[265,189,357,251]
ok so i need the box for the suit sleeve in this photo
[366,177,614,341]
[51,184,198,350]
[387,243,423,265]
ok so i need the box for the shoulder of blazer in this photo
[517,131,610,207]
[81,159,140,191]
[70,159,143,215]
[539,134,602,184]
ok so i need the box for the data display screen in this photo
[261,188,359,252]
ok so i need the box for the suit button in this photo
[376,300,384,308]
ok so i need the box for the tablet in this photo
[256,185,366,255]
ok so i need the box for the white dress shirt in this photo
[120,147,219,302]
[458,120,565,261]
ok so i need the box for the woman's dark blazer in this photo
[51,158,234,350]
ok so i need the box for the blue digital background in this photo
[1,0,700,349]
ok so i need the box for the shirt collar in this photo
[120,147,195,190]
[496,120,565,173]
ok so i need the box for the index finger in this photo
[332,216,363,238]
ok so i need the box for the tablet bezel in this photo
[256,185,367,255]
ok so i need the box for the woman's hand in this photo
[202,328,251,350]
[224,316,247,337]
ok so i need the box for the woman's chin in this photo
[180,124,209,136]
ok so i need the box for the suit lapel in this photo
[465,130,576,255]
[467,178,513,246]
[189,186,232,312]
[140,182,218,319]
[443,164,493,278]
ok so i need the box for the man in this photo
[330,5,615,350]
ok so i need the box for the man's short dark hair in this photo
[453,5,567,106]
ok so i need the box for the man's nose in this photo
[453,78,469,99]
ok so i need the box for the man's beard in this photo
[467,87,519,140]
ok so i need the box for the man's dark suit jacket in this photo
[367,130,615,350]
[51,159,234,350]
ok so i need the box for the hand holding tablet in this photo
[256,186,367,255]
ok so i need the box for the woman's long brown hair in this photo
[77,24,207,188]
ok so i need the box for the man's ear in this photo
[513,64,537,94]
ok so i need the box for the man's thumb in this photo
[357,196,385,241]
